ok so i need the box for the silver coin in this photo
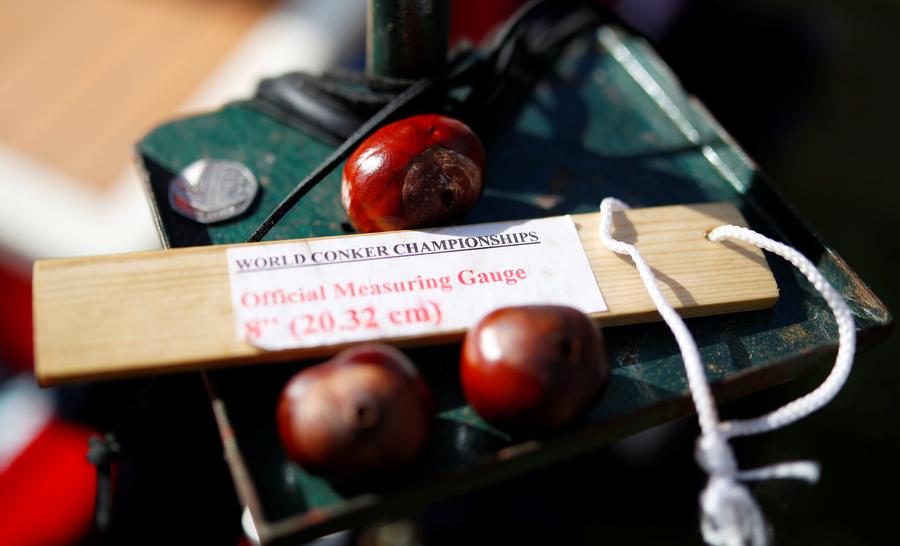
[168,159,259,224]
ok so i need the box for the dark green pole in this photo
[366,0,451,79]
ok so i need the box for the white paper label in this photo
[226,216,607,350]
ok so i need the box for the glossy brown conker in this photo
[341,114,485,232]
[460,305,611,431]
[276,343,432,475]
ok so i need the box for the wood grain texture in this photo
[33,203,778,385]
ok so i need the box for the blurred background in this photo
[0,0,896,544]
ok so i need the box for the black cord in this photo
[245,0,607,242]
[245,52,470,243]
[247,0,646,258]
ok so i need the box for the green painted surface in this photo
[141,103,348,244]
[137,27,889,544]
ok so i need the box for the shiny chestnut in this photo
[460,305,611,431]
[341,114,485,232]
[277,343,432,475]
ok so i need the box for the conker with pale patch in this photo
[341,114,485,232]
[460,305,610,431]
[277,344,432,475]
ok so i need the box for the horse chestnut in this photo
[276,344,432,475]
[460,305,611,431]
[341,114,485,232]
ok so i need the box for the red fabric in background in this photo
[0,263,33,372]
[450,0,524,44]
[450,0,618,45]
[0,420,96,546]
[0,261,94,545]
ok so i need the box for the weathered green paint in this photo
[137,27,890,545]
[366,0,450,78]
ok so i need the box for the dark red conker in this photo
[341,114,485,232]
[460,305,611,431]
[276,344,432,475]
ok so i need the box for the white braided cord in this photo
[598,198,857,546]
[707,225,857,438]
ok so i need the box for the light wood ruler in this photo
[33,203,779,386]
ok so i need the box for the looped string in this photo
[598,198,856,546]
